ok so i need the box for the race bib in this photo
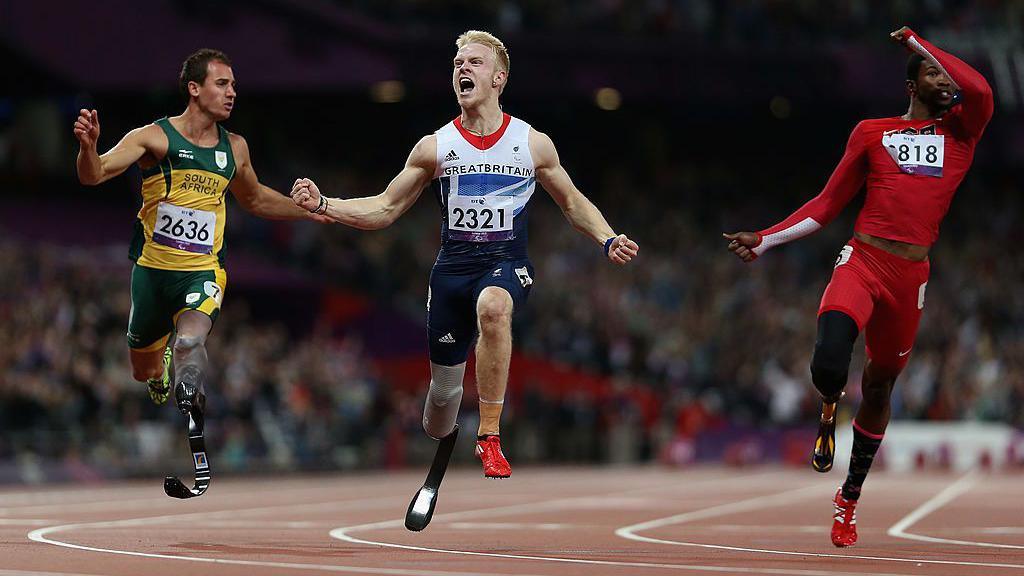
[882,133,944,177]
[153,203,216,254]
[447,193,515,242]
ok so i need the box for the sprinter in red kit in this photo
[724,27,993,547]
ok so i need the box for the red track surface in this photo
[2,466,1022,576]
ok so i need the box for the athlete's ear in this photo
[189,80,201,98]
[905,79,916,97]
[492,69,507,88]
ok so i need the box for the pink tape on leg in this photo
[852,418,885,440]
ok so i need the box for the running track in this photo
[2,466,1021,575]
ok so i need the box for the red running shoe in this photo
[831,487,858,547]
[475,435,511,478]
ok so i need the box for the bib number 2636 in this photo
[153,203,216,254]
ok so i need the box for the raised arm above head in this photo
[893,26,994,138]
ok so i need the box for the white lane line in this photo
[26,527,534,576]
[888,469,1024,549]
[28,514,550,576]
[26,470,904,576]
[330,481,927,576]
[25,477,654,576]
[615,485,814,535]
[615,480,1024,570]
[329,471,785,536]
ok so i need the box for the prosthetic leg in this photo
[405,425,459,531]
[164,379,210,498]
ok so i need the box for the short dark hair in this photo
[906,53,926,82]
[179,49,232,98]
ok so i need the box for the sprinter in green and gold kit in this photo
[74,49,322,418]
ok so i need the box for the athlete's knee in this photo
[423,362,466,439]
[861,361,897,405]
[131,363,160,382]
[477,289,512,330]
[810,311,860,400]
[129,350,162,382]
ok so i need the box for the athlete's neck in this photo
[459,103,504,136]
[172,107,220,146]
[902,97,942,121]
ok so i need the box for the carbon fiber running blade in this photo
[164,476,192,498]
[165,397,211,499]
[405,486,438,531]
[405,425,459,531]
[812,401,838,473]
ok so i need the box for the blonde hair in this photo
[456,30,510,75]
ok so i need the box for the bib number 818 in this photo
[452,207,507,230]
[897,144,938,164]
[159,215,210,242]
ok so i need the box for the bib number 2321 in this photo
[882,133,944,177]
[153,203,216,254]
[448,194,514,241]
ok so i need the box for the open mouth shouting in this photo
[459,77,475,95]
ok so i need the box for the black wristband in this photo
[313,196,328,215]
[603,236,616,256]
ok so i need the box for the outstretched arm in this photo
[724,122,869,261]
[291,135,436,230]
[893,26,994,139]
[530,129,638,264]
[228,134,322,221]
[75,109,161,185]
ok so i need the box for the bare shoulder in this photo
[227,131,249,153]
[528,128,557,167]
[129,123,167,148]
[128,123,169,165]
[225,132,252,167]
[408,134,437,169]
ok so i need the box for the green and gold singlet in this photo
[129,117,236,271]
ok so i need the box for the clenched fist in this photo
[291,177,322,212]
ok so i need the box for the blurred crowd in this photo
[347,0,1021,41]
[3,142,1021,479]
[0,241,389,478]
[2,1,1022,480]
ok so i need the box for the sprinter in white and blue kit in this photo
[291,30,638,495]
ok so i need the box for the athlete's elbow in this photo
[237,194,268,217]
[368,202,401,229]
[77,169,103,186]
[368,216,397,230]
[561,200,593,229]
